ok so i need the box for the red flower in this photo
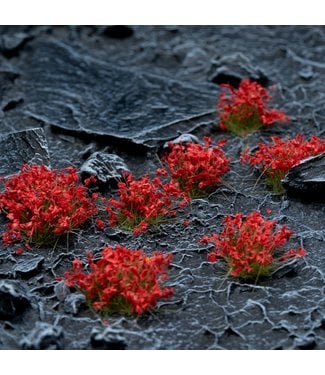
[106,172,189,234]
[280,247,307,261]
[84,175,97,186]
[14,247,24,255]
[162,137,230,198]
[95,218,105,230]
[183,219,190,227]
[0,164,98,247]
[241,134,325,193]
[64,245,173,315]
[218,79,288,136]
[201,211,306,280]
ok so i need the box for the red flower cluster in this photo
[106,173,189,235]
[201,211,306,280]
[218,79,288,136]
[161,137,230,198]
[241,134,325,193]
[64,245,173,315]
[0,164,98,247]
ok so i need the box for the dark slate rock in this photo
[14,256,44,278]
[2,97,23,112]
[182,47,208,67]
[160,133,202,156]
[282,152,325,201]
[91,327,127,350]
[0,32,31,57]
[103,26,134,39]
[271,258,299,279]
[64,293,86,315]
[299,66,314,81]
[0,253,13,278]
[163,133,202,150]
[54,281,70,302]
[21,41,217,147]
[294,336,317,350]
[80,152,129,188]
[20,322,64,349]
[0,269,11,278]
[210,52,269,88]
[0,69,20,102]
[0,69,19,80]
[0,128,50,177]
[0,280,30,319]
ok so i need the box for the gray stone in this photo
[209,52,269,87]
[282,152,325,201]
[163,133,202,150]
[0,128,50,178]
[91,327,127,349]
[20,322,64,349]
[0,69,20,106]
[299,66,314,81]
[80,152,129,187]
[54,281,70,302]
[0,32,31,57]
[21,41,217,147]
[64,293,86,315]
[182,47,208,67]
[161,133,202,155]
[0,280,30,319]
[14,256,44,278]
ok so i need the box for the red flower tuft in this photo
[201,211,306,280]
[162,137,230,198]
[218,80,288,136]
[95,218,105,230]
[64,245,173,315]
[182,219,190,227]
[84,175,97,186]
[241,134,325,193]
[106,172,189,234]
[14,247,24,255]
[0,164,98,247]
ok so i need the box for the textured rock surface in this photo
[0,128,50,177]
[19,40,217,148]
[0,26,324,350]
[80,152,129,187]
[209,52,269,87]
[14,256,44,278]
[64,293,86,315]
[282,152,325,201]
[163,133,202,149]
[0,280,30,319]
[0,32,31,58]
[20,322,64,349]
[91,326,128,349]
